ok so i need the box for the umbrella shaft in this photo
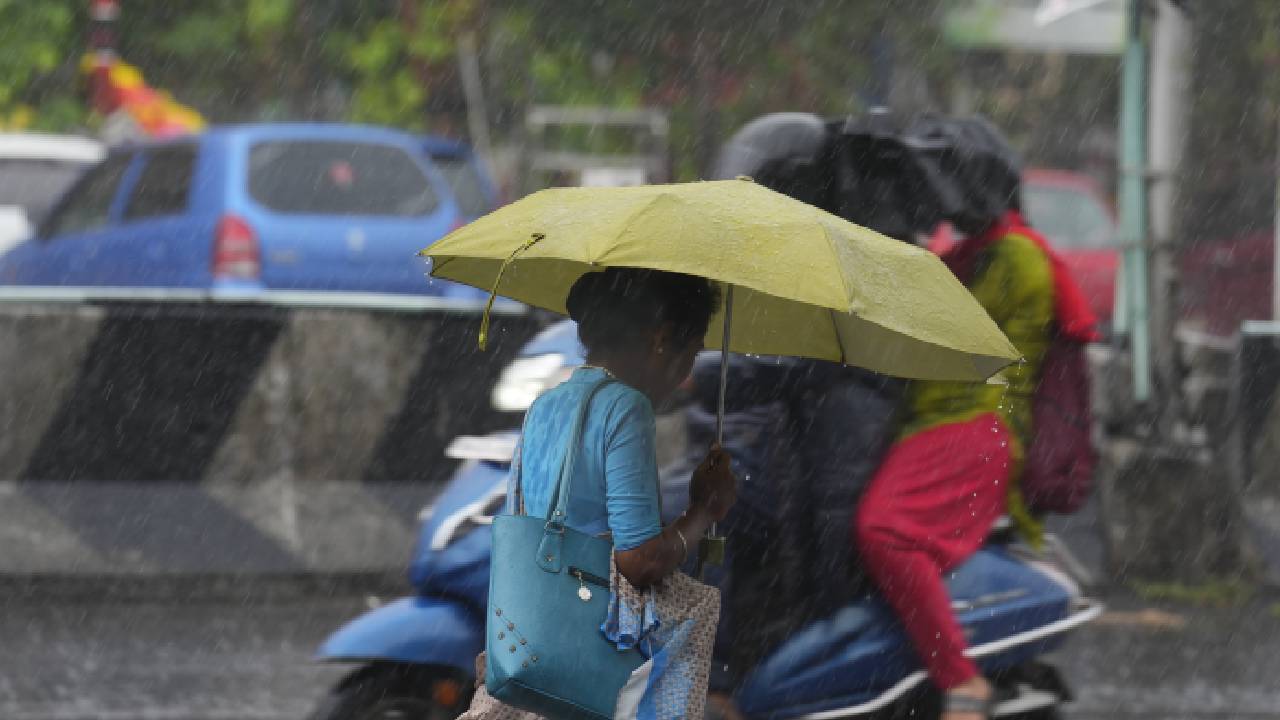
[709,284,735,545]
[716,285,734,445]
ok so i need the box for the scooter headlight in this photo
[491,352,573,412]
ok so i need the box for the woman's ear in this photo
[651,323,675,357]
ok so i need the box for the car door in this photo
[19,151,136,286]
[112,144,201,288]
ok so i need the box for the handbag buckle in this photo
[537,526,565,573]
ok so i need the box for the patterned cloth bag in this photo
[604,557,720,720]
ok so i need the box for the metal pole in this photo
[1273,119,1280,322]
[1147,0,1191,425]
[457,31,493,165]
[1118,0,1152,403]
[715,285,735,444]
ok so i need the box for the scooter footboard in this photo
[735,547,1099,719]
[318,596,483,674]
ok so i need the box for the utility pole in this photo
[1146,0,1191,428]
[1104,0,1251,583]
[457,31,493,165]
[1274,116,1280,321]
[1116,0,1152,403]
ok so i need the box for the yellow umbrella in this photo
[424,178,1020,567]
[422,178,1019,385]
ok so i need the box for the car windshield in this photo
[0,158,92,223]
[248,140,438,216]
[1022,183,1116,250]
[430,154,493,217]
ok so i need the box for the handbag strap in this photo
[546,376,614,527]
[511,375,614,525]
[511,414,529,516]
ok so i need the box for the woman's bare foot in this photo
[942,675,993,720]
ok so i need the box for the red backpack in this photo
[1022,326,1096,514]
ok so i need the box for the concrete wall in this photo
[0,300,539,575]
[1094,329,1280,585]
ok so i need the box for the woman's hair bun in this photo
[565,270,606,321]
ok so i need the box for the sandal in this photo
[943,689,994,718]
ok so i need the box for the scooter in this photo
[310,321,1102,720]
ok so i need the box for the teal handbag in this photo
[485,377,646,719]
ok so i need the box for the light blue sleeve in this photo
[603,393,663,551]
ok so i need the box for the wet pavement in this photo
[1,581,1277,720]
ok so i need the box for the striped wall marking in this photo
[0,480,438,574]
[19,307,288,482]
[362,313,535,489]
[0,303,538,574]
[0,305,104,480]
[0,482,108,572]
[11,306,301,572]
[18,482,305,573]
[199,310,473,557]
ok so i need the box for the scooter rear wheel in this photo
[309,662,473,720]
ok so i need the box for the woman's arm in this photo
[615,447,735,588]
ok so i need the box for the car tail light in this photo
[212,215,260,279]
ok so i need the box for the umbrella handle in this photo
[477,232,544,350]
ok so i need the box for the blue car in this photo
[422,136,500,223]
[0,123,494,295]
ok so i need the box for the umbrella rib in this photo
[818,221,856,310]
[611,191,681,267]
[828,307,849,366]
[429,255,456,276]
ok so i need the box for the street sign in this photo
[944,0,1126,55]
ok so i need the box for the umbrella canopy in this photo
[422,179,1019,382]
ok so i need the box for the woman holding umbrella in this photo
[459,267,737,720]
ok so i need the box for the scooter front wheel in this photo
[309,662,473,720]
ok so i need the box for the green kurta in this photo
[900,232,1055,541]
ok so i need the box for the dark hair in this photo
[565,268,721,354]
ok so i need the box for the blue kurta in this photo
[507,367,663,551]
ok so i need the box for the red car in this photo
[930,169,1119,326]
[1179,230,1273,338]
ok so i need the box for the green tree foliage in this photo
[9,0,1275,207]
[1,0,947,151]
[0,0,83,131]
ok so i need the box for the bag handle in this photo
[511,375,613,519]
[530,375,613,573]
[545,376,614,526]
